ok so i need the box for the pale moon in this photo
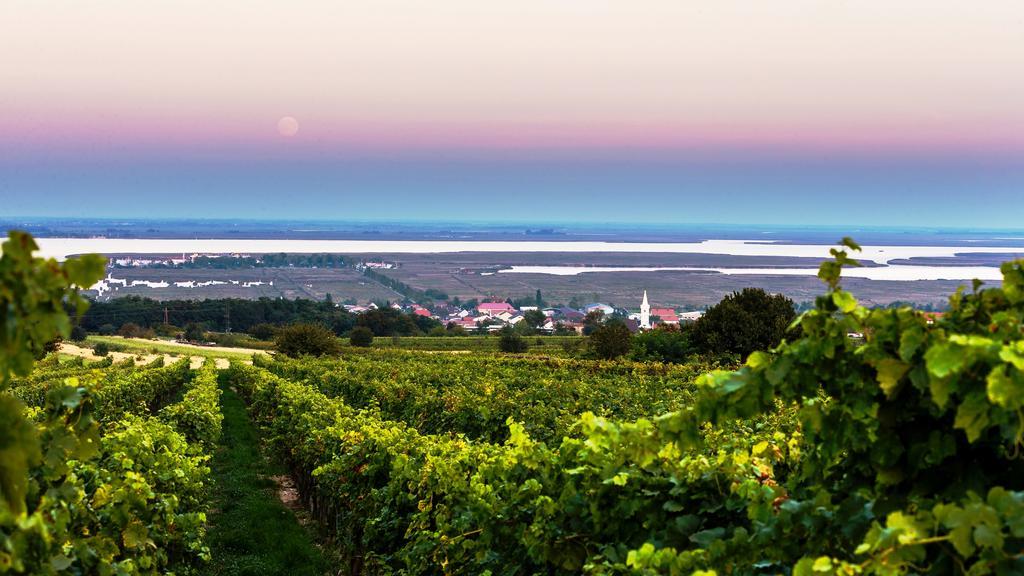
[277,116,299,137]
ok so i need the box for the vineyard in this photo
[258,351,717,443]
[224,241,1024,575]
[2,232,1024,575]
[1,356,221,573]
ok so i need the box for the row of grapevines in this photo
[9,357,171,412]
[158,365,224,449]
[226,359,795,574]
[7,355,113,391]
[1,358,221,574]
[259,351,716,443]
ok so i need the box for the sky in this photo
[1,1,1022,226]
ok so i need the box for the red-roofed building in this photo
[413,308,432,318]
[650,307,679,325]
[477,302,516,316]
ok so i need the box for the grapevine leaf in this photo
[985,366,1024,410]
[832,291,858,314]
[689,528,725,548]
[0,397,41,514]
[998,344,1024,371]
[875,359,911,398]
[899,327,927,362]
[926,343,965,378]
[949,524,976,557]
[123,518,150,550]
[954,393,991,443]
[973,524,1003,549]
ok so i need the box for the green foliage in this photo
[589,320,634,359]
[0,231,105,384]
[1,359,216,574]
[498,328,529,353]
[355,307,422,336]
[691,287,797,360]
[0,231,104,516]
[93,342,110,357]
[349,326,375,347]
[0,232,217,573]
[79,294,357,335]
[631,325,695,363]
[259,348,708,444]
[183,322,207,343]
[274,323,342,357]
[524,308,547,328]
[248,322,279,341]
[118,321,155,339]
[159,365,223,449]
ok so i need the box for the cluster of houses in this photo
[343,291,703,334]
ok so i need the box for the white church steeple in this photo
[640,290,651,329]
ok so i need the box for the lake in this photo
[35,237,1024,283]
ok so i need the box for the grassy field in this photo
[343,334,585,355]
[83,334,585,359]
[85,335,268,362]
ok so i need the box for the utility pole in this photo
[164,306,169,326]
[224,305,231,333]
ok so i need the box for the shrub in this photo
[154,323,180,338]
[183,323,206,343]
[275,323,341,358]
[631,325,694,363]
[498,329,529,353]
[349,326,374,348]
[588,321,632,359]
[70,325,88,342]
[560,338,583,356]
[118,322,143,338]
[98,323,117,336]
[248,323,279,341]
[93,342,110,357]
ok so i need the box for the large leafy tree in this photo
[588,320,633,359]
[275,323,342,357]
[691,287,797,359]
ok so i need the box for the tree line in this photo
[75,296,441,338]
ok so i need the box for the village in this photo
[342,290,704,334]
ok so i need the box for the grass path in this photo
[201,377,333,576]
